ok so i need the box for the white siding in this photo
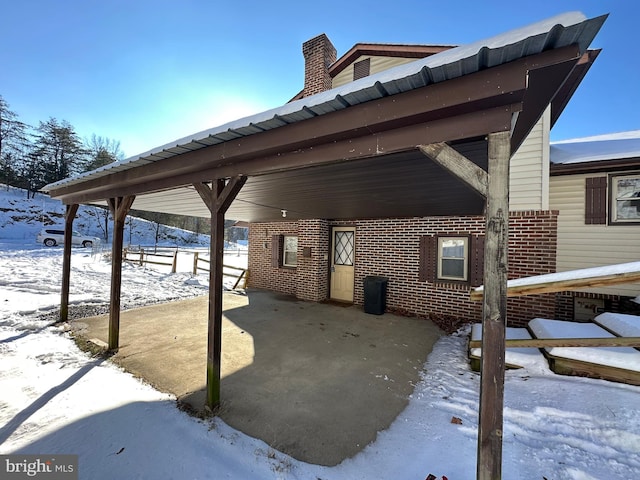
[509,108,550,211]
[332,56,417,88]
[550,173,640,297]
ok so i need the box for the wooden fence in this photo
[123,247,178,273]
[193,252,248,289]
[122,247,248,289]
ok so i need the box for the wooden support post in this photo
[193,252,199,275]
[477,130,510,480]
[107,196,135,350]
[60,203,79,322]
[209,179,225,408]
[171,249,178,273]
[193,176,247,410]
[417,143,488,197]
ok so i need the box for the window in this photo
[283,235,298,267]
[610,173,640,224]
[437,237,468,281]
[419,235,484,286]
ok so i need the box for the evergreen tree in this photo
[30,117,87,188]
[0,95,30,188]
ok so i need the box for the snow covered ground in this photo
[1,191,640,479]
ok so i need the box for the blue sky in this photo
[1,0,638,158]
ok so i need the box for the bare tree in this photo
[83,134,125,172]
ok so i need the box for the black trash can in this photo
[363,276,388,315]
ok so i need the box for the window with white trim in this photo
[283,235,298,267]
[610,173,640,224]
[437,236,468,281]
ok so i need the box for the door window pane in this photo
[334,231,354,266]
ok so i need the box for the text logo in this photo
[0,455,77,480]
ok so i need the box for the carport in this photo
[44,12,605,479]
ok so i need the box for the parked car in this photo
[36,228,100,248]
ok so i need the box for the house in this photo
[550,131,640,319]
[43,13,607,473]
[246,31,613,328]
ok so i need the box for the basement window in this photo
[610,173,640,224]
[283,235,298,267]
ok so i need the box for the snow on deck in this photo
[528,318,640,372]
[470,324,544,369]
[594,312,640,338]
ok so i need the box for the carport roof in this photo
[43,11,606,222]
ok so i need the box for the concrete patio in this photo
[70,289,442,466]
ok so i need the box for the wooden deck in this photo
[469,313,640,385]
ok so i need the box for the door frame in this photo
[328,225,356,302]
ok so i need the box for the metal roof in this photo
[43,11,606,193]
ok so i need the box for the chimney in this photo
[302,33,336,97]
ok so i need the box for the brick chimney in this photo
[302,33,337,97]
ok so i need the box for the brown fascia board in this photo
[329,44,456,77]
[550,49,601,128]
[550,157,640,176]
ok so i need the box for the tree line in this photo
[0,94,124,197]
[0,95,250,242]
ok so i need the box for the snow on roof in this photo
[44,11,604,193]
[550,130,640,165]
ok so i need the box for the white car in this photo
[36,228,100,248]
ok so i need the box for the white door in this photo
[330,227,355,302]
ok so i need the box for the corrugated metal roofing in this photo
[43,11,606,192]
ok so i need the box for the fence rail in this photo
[193,252,248,289]
[123,247,248,289]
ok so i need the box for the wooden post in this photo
[139,248,144,267]
[60,203,79,322]
[193,252,199,275]
[477,130,510,480]
[209,179,225,408]
[107,196,135,350]
[193,176,247,410]
[171,249,178,273]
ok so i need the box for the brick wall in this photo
[297,219,329,301]
[554,291,640,321]
[248,222,299,296]
[302,34,336,97]
[248,211,559,329]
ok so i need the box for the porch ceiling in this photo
[113,141,488,222]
